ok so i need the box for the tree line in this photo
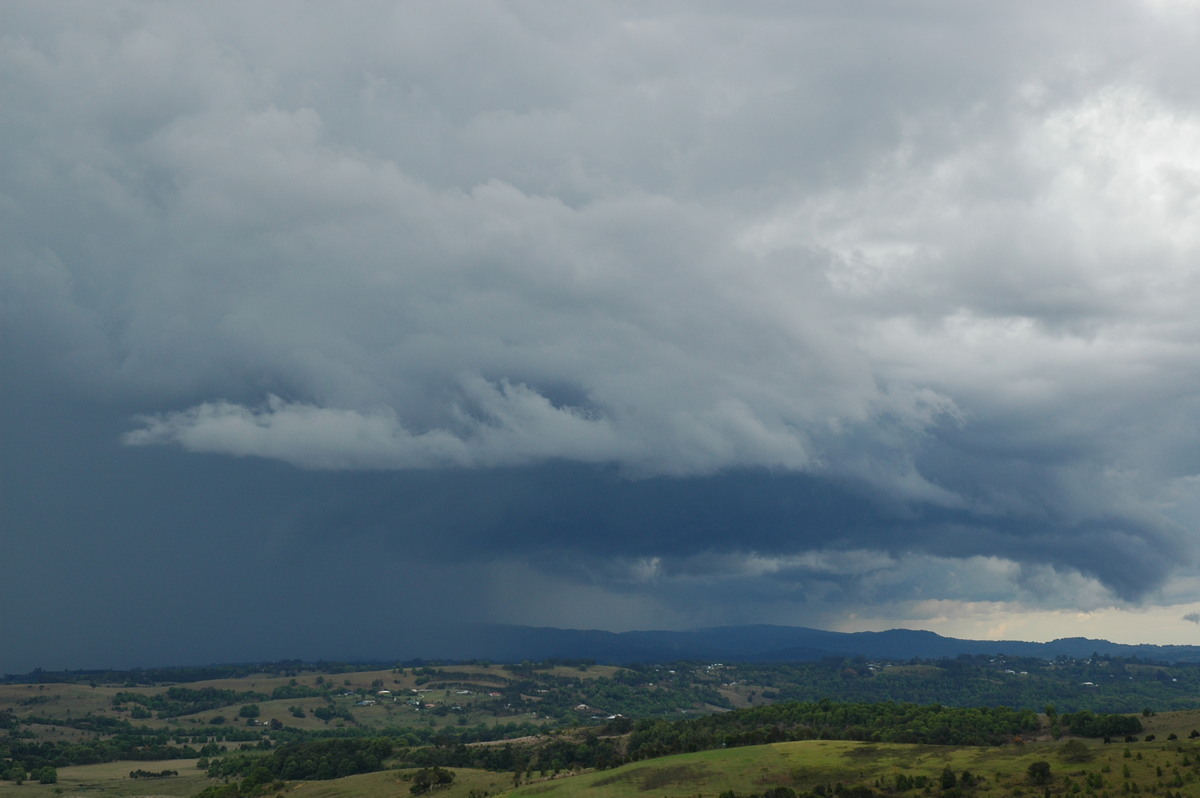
[623,700,1041,761]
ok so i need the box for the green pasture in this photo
[0,683,126,723]
[6,663,1200,798]
[280,767,512,798]
[0,759,211,798]
[508,734,1200,797]
[0,764,509,798]
[1138,707,1200,739]
[508,740,973,798]
[0,672,554,736]
[2,732,1197,798]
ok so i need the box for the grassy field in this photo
[0,665,564,735]
[286,767,512,798]
[0,764,512,798]
[0,759,211,798]
[0,682,127,722]
[508,733,1200,797]
[1138,707,1200,739]
[2,731,1197,798]
[6,663,1200,798]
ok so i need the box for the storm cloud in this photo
[3,1,1199,672]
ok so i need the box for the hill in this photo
[6,625,1198,684]
[376,622,1200,665]
[506,733,1200,798]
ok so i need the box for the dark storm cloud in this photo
[3,1,1199,670]
[257,461,1188,604]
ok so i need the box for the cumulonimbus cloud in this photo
[4,1,1199,624]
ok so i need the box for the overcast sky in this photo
[3,1,1199,674]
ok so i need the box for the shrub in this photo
[1028,761,1052,785]
[1060,739,1092,762]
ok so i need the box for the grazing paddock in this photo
[0,759,211,798]
[509,734,1200,798]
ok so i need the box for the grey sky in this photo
[3,1,1199,673]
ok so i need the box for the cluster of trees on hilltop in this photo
[111,682,331,720]
[1059,709,1143,737]
[207,738,392,782]
[0,716,276,770]
[400,731,624,775]
[113,687,266,718]
[625,700,1040,761]
[0,735,201,772]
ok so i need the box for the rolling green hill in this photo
[4,657,1200,798]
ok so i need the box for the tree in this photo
[1028,760,1052,785]
[940,765,957,790]
[1060,739,1092,762]
[410,766,454,795]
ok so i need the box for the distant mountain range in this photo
[397,623,1200,664]
[5,624,1198,681]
